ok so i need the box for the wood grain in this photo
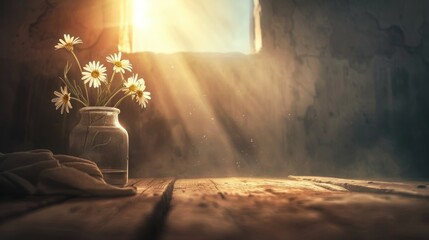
[163,178,240,240]
[0,196,69,224]
[288,175,429,197]
[163,178,345,240]
[1,177,428,240]
[0,178,174,240]
[163,177,429,240]
[0,178,142,224]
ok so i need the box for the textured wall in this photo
[1,0,429,178]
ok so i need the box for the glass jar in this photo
[69,107,129,186]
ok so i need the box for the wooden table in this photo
[0,176,428,240]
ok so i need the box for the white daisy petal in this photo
[106,52,133,73]
[51,86,72,114]
[134,83,151,108]
[81,61,106,88]
[54,34,82,51]
[54,91,62,97]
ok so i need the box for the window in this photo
[119,0,262,54]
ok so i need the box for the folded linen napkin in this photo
[0,149,136,197]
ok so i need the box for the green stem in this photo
[120,72,125,82]
[111,72,115,83]
[104,87,125,106]
[59,76,74,94]
[85,86,90,105]
[113,94,130,108]
[104,71,116,98]
[71,97,87,107]
[96,86,101,106]
[71,50,89,105]
[73,80,86,105]
[71,51,83,73]
[109,72,116,85]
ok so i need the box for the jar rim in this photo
[79,106,120,114]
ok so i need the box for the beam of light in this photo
[119,0,268,176]
[125,0,258,54]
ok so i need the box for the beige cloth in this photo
[0,149,136,197]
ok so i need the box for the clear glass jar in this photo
[69,107,129,186]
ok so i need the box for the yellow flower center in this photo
[115,61,122,68]
[62,94,70,102]
[91,70,100,78]
[137,90,143,98]
[65,43,74,52]
[129,84,138,92]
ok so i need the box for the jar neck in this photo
[78,107,120,126]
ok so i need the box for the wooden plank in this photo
[164,177,429,240]
[127,178,145,186]
[0,178,174,240]
[163,178,241,240]
[208,177,348,240]
[0,178,141,224]
[288,175,429,197]
[210,177,348,196]
[287,191,429,240]
[163,177,345,240]
[2,177,429,240]
[0,196,69,224]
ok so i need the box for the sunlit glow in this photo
[120,0,261,54]
[253,0,262,53]
[117,0,268,176]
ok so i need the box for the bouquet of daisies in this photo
[51,34,151,114]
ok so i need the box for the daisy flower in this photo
[54,34,83,52]
[81,61,107,88]
[106,52,132,73]
[135,85,151,108]
[51,86,73,114]
[123,74,145,95]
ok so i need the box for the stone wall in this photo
[1,0,429,178]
